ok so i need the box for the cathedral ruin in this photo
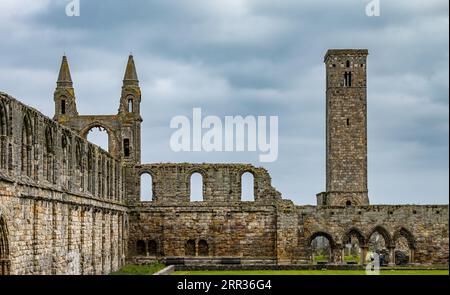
[0,49,448,275]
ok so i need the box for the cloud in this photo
[0,0,448,205]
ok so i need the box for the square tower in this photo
[317,49,369,206]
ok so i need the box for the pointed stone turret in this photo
[123,55,139,86]
[57,56,73,87]
[54,55,78,121]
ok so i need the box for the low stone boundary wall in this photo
[174,264,364,271]
[173,264,449,272]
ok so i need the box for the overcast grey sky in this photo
[0,0,448,205]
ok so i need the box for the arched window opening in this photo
[128,99,133,113]
[43,127,54,183]
[0,103,8,170]
[346,200,352,206]
[123,139,130,157]
[198,240,209,256]
[97,157,103,197]
[136,240,146,256]
[21,116,32,177]
[190,173,203,201]
[87,126,109,152]
[346,60,351,68]
[344,72,352,87]
[87,148,95,194]
[140,173,153,201]
[61,99,66,115]
[61,135,70,188]
[241,172,254,201]
[185,240,196,256]
[148,240,157,256]
[0,217,10,275]
[75,141,84,189]
[310,234,332,264]
[106,160,111,197]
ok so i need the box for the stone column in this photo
[388,247,395,266]
[360,247,368,265]
[409,249,415,264]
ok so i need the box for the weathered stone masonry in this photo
[0,49,448,275]
[0,94,127,275]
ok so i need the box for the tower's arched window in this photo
[140,173,153,201]
[128,99,133,112]
[344,72,352,87]
[241,172,255,201]
[123,138,130,157]
[190,172,203,201]
[346,60,351,68]
[61,99,66,114]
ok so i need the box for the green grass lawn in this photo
[110,263,166,275]
[109,264,448,275]
[172,269,449,275]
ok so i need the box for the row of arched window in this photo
[140,172,256,202]
[0,100,121,202]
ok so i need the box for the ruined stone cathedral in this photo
[0,49,448,275]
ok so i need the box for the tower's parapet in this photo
[317,49,369,206]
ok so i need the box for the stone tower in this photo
[118,55,142,165]
[317,49,369,206]
[54,56,78,121]
[52,55,142,166]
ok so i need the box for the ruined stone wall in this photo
[277,203,449,265]
[126,163,282,262]
[0,92,128,275]
[128,163,282,204]
[125,163,448,267]
[128,203,278,261]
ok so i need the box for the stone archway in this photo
[79,122,120,157]
[393,227,416,265]
[308,232,336,264]
[0,217,10,275]
[367,225,394,266]
[342,228,366,265]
